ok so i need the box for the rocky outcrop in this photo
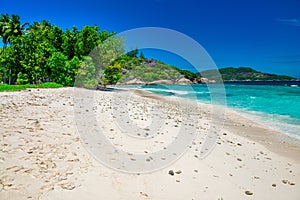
[148,80,174,85]
[208,79,216,83]
[125,78,146,84]
[200,78,209,83]
[123,78,216,85]
[177,78,192,84]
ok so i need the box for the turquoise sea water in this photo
[137,82,300,138]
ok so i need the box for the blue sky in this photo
[1,0,300,77]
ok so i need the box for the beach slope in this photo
[0,88,299,200]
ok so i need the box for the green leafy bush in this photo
[16,72,29,85]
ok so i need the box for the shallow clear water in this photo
[138,82,300,138]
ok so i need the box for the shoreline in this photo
[1,87,300,199]
[129,84,300,141]
[227,107,300,140]
[133,89,300,164]
[223,107,300,163]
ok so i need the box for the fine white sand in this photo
[0,87,299,200]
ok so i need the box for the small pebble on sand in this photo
[169,170,174,176]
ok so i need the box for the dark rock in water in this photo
[169,170,174,176]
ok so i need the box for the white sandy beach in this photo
[0,87,299,200]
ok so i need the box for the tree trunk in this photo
[3,68,6,84]
[2,44,7,84]
[8,67,11,85]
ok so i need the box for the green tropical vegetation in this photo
[0,13,117,87]
[0,82,63,92]
[112,49,202,83]
[117,53,201,83]
[0,13,203,88]
[202,67,296,81]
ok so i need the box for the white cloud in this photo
[279,18,300,26]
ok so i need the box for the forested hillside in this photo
[201,67,296,81]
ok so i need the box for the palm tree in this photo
[0,14,11,44]
[10,14,29,37]
[28,20,51,32]
[0,14,11,83]
[7,14,28,84]
[0,14,28,84]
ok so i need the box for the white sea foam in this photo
[142,88,189,95]
[233,108,300,139]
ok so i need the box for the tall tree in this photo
[76,36,125,88]
[75,26,101,58]
[0,14,28,84]
[62,26,78,59]
[20,20,55,83]
[8,14,28,84]
[10,14,29,37]
[0,14,11,47]
[0,14,11,83]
